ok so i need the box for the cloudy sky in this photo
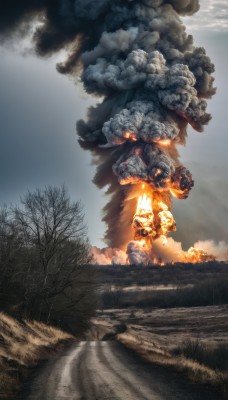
[0,0,228,249]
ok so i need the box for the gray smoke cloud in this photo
[103,100,179,146]
[0,0,215,261]
[113,144,174,188]
[127,240,149,265]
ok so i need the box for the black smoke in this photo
[0,0,215,249]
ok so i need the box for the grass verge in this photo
[0,312,74,399]
[172,339,228,371]
[118,331,228,398]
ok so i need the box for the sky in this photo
[0,0,228,249]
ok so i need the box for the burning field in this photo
[1,1,227,264]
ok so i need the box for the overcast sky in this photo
[0,0,228,249]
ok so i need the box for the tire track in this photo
[75,341,102,399]
[24,341,223,400]
[55,342,86,399]
[96,341,159,400]
[81,341,120,400]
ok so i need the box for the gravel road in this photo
[24,341,220,400]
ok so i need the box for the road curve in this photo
[24,341,220,400]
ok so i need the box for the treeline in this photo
[99,277,228,309]
[96,263,228,287]
[0,186,96,334]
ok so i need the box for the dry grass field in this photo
[98,305,228,350]
[94,305,228,395]
[0,313,74,400]
[94,264,228,397]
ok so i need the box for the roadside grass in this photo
[118,332,228,398]
[172,339,228,372]
[0,312,74,399]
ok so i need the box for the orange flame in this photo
[123,131,137,141]
[153,168,162,178]
[136,192,152,215]
[185,247,216,263]
[157,139,171,147]
[131,188,215,264]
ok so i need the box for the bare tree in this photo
[14,185,89,279]
[0,207,27,313]
[0,186,96,333]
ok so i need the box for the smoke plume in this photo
[0,1,218,263]
[91,246,127,265]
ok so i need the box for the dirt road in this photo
[24,341,220,400]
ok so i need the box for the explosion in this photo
[128,184,214,264]
[133,190,153,241]
[184,247,215,264]
[0,1,221,264]
[76,0,216,264]
[132,187,176,241]
[127,186,178,263]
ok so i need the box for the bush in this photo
[173,339,228,371]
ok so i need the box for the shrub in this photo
[173,339,228,371]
